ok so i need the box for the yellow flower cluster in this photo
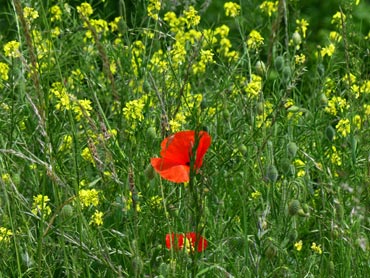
[336,118,350,137]
[123,96,148,130]
[311,242,323,254]
[90,210,104,226]
[324,96,349,116]
[224,2,241,18]
[77,2,93,18]
[247,30,264,50]
[32,194,52,217]
[23,6,39,24]
[259,1,279,17]
[294,240,303,251]
[50,5,62,22]
[79,189,100,208]
[49,82,93,121]
[245,74,262,99]
[0,62,9,81]
[147,0,161,21]
[0,227,13,243]
[3,40,20,58]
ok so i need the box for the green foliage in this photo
[1,0,370,277]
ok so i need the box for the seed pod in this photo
[274,55,284,72]
[288,199,301,216]
[287,142,298,158]
[132,256,144,275]
[266,164,278,183]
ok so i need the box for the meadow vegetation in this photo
[1,0,370,277]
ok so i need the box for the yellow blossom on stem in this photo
[4,40,21,58]
[336,118,351,137]
[247,30,264,50]
[311,242,323,254]
[294,240,303,251]
[77,2,93,18]
[50,5,62,22]
[296,19,309,38]
[0,227,13,243]
[0,62,9,81]
[321,43,335,57]
[259,1,279,17]
[79,189,100,207]
[224,2,241,17]
[90,210,104,226]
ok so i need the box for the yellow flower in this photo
[147,0,161,20]
[224,2,241,17]
[251,191,261,199]
[311,242,323,254]
[23,7,39,23]
[259,1,279,17]
[336,118,351,137]
[331,11,346,27]
[81,147,95,164]
[294,54,306,65]
[0,227,13,243]
[4,40,21,58]
[247,30,264,49]
[0,62,9,81]
[294,240,303,251]
[320,43,335,57]
[77,2,93,18]
[50,5,62,22]
[90,210,104,226]
[32,194,52,217]
[183,6,200,28]
[296,19,309,38]
[79,189,100,208]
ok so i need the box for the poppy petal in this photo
[185,232,208,252]
[166,232,208,252]
[151,158,190,183]
[165,233,184,250]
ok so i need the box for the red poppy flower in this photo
[150,130,211,183]
[165,232,208,252]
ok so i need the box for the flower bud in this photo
[274,55,284,72]
[60,204,74,219]
[146,127,157,140]
[255,60,266,76]
[238,144,247,155]
[282,66,291,81]
[266,164,278,183]
[319,93,328,105]
[287,142,298,158]
[288,199,301,216]
[325,125,335,141]
[265,244,278,259]
[292,32,302,45]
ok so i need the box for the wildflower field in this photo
[1,0,370,277]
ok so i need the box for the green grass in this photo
[1,0,370,277]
